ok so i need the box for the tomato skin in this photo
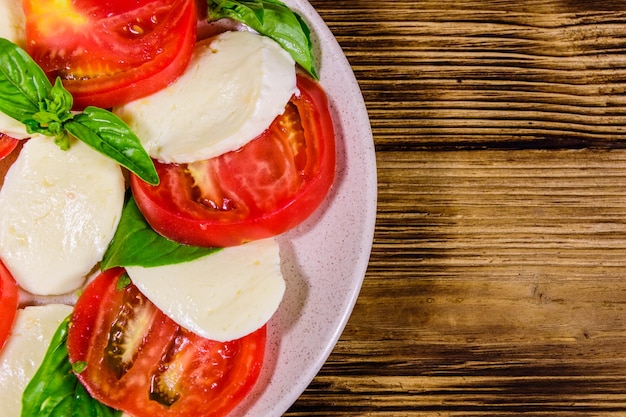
[0,259,20,351]
[131,75,336,247]
[0,134,19,161]
[67,268,266,417]
[24,0,198,109]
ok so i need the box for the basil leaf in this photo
[26,78,75,149]
[21,315,122,417]
[65,107,159,185]
[0,38,52,122]
[207,0,318,79]
[101,195,221,270]
[0,39,159,185]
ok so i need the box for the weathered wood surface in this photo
[286,1,626,415]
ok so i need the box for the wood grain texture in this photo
[313,0,626,150]
[285,0,626,416]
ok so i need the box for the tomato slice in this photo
[23,0,198,109]
[131,75,336,247]
[0,134,19,161]
[67,268,265,417]
[0,259,20,351]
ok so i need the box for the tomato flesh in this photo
[67,268,266,417]
[0,134,19,161]
[131,75,336,247]
[0,260,20,351]
[23,0,198,109]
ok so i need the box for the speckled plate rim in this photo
[230,1,377,416]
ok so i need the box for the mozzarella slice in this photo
[0,0,32,140]
[0,0,25,43]
[0,115,33,140]
[0,304,73,417]
[127,238,285,342]
[0,137,125,295]
[114,30,298,163]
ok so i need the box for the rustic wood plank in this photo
[311,0,626,150]
[287,148,626,415]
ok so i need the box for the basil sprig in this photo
[207,0,318,79]
[101,195,221,270]
[0,38,159,185]
[21,315,122,417]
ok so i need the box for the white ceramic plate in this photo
[8,1,375,414]
[230,1,377,416]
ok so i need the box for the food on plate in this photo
[114,30,299,164]
[67,268,266,417]
[21,311,123,417]
[0,304,74,416]
[0,260,19,351]
[0,37,159,185]
[0,134,19,160]
[0,0,336,415]
[0,0,32,149]
[22,0,198,109]
[100,195,222,270]
[0,0,25,45]
[206,0,318,79]
[0,136,125,295]
[126,237,285,342]
[130,74,336,247]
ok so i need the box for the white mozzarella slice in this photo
[0,137,125,295]
[0,304,73,417]
[127,238,285,342]
[115,30,298,164]
[0,0,32,140]
[0,0,25,47]
[0,114,34,140]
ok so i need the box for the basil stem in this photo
[21,315,122,417]
[207,0,318,79]
[101,195,221,271]
[0,38,159,185]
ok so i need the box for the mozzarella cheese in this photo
[0,137,125,295]
[114,30,298,163]
[0,304,73,417]
[0,0,32,140]
[0,0,25,43]
[127,237,285,342]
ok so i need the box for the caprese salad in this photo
[0,0,336,416]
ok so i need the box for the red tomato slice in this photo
[130,75,336,247]
[0,260,20,351]
[23,0,197,109]
[67,268,265,417]
[0,134,19,161]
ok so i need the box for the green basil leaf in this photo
[115,273,132,290]
[21,315,122,417]
[101,195,221,270]
[65,107,159,185]
[26,78,75,149]
[0,38,52,122]
[47,77,74,117]
[207,0,318,79]
[0,38,159,186]
[72,382,120,417]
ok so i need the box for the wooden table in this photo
[285,1,626,415]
